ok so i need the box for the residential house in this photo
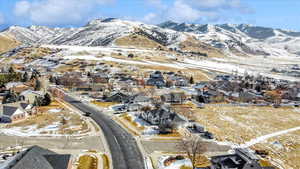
[147,78,165,88]
[194,82,212,91]
[161,92,186,104]
[210,148,275,169]
[214,75,235,81]
[0,102,32,123]
[147,71,166,87]
[20,90,44,104]
[140,105,185,126]
[167,74,189,87]
[91,73,109,84]
[195,89,223,103]
[127,94,152,105]
[1,145,72,169]
[104,92,129,103]
[0,90,10,104]
[0,90,18,104]
[127,103,142,111]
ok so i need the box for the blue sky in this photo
[0,0,299,31]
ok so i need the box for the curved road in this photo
[64,95,145,169]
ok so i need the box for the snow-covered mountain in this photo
[159,21,300,57]
[2,18,300,58]
[1,18,186,48]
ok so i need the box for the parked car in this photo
[84,112,91,117]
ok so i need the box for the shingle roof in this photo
[3,146,71,169]
[44,154,71,169]
[3,106,18,117]
[20,103,29,110]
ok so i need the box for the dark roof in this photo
[3,146,71,169]
[20,103,29,110]
[105,92,129,102]
[44,154,71,169]
[210,148,275,169]
[3,106,18,117]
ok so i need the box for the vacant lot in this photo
[190,104,300,169]
[254,130,300,169]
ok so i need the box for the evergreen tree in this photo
[22,72,29,82]
[8,66,15,74]
[42,93,51,106]
[30,73,36,80]
[189,76,194,84]
[49,75,55,83]
[33,96,42,106]
[34,79,41,91]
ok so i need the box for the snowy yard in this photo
[0,101,90,137]
[158,156,192,169]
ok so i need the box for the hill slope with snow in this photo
[159,21,300,57]
[2,18,300,58]
[2,18,187,49]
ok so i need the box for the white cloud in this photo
[14,1,31,16]
[144,0,253,23]
[143,13,158,23]
[188,0,227,8]
[13,0,114,25]
[167,0,218,22]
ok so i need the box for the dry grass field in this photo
[187,104,300,169]
[115,34,165,49]
[179,36,225,58]
[254,130,300,169]
[92,101,117,108]
[0,34,20,53]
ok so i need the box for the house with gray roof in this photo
[1,145,71,169]
[0,102,32,123]
[140,105,185,126]
[209,148,275,169]
[147,71,166,88]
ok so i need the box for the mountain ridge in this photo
[1,18,300,58]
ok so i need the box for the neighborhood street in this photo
[64,95,145,169]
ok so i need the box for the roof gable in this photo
[3,106,18,117]
[4,146,71,169]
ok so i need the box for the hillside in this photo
[2,18,186,48]
[0,18,226,58]
[159,21,300,57]
[0,34,20,54]
[2,18,300,58]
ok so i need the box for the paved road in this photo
[64,95,145,169]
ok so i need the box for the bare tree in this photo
[179,135,207,169]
